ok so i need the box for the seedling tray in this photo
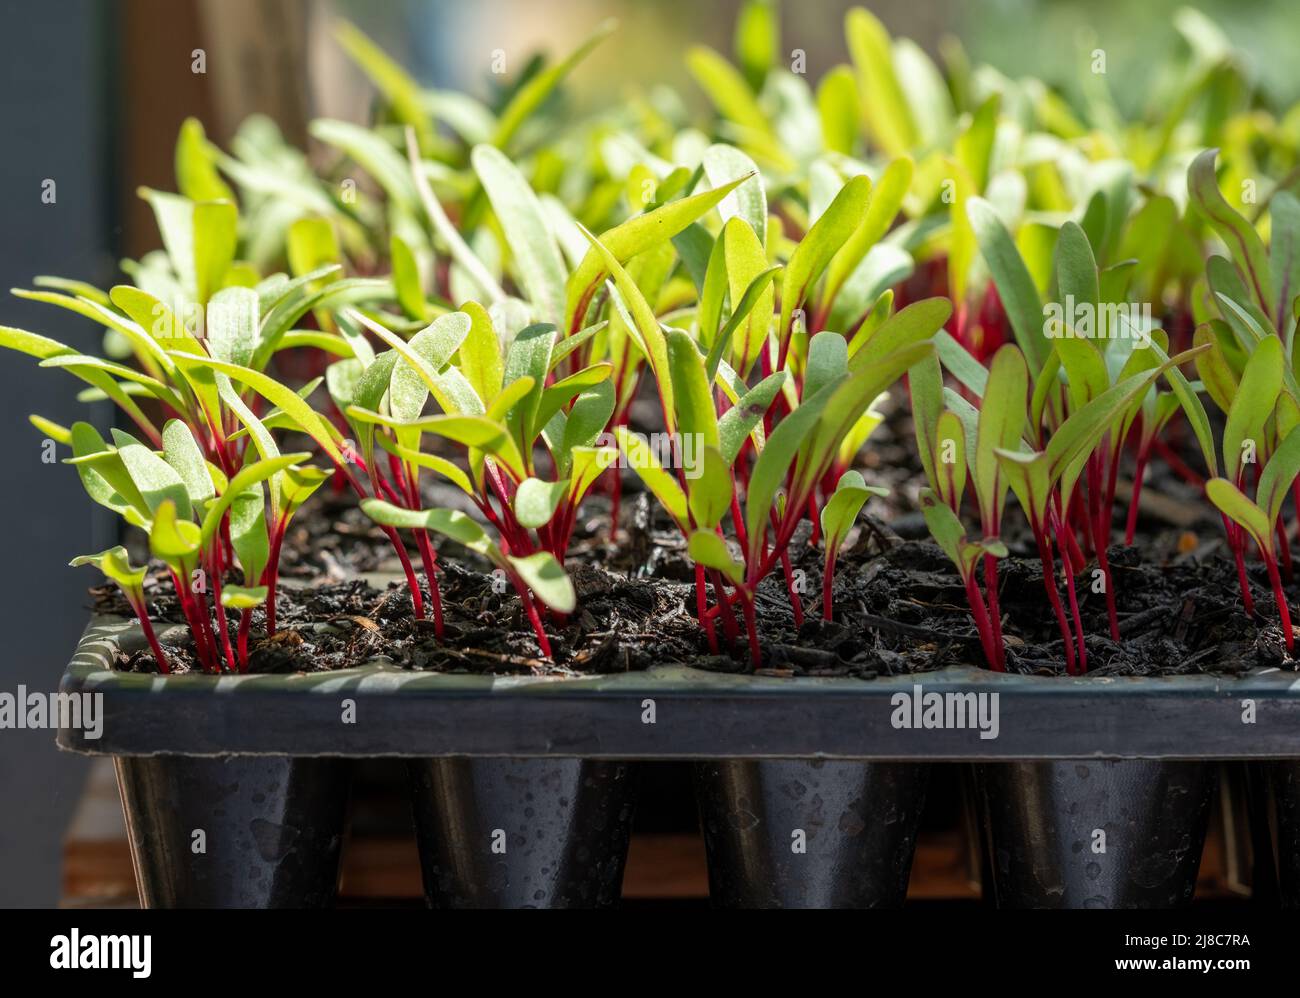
[55,615,1300,759]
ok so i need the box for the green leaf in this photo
[565,176,748,331]
[820,470,881,553]
[702,145,766,239]
[734,0,778,90]
[1223,336,1284,482]
[745,376,842,564]
[535,363,611,439]
[334,20,434,151]
[1189,149,1273,317]
[919,488,977,579]
[161,419,215,505]
[206,285,258,367]
[578,227,675,431]
[779,174,871,342]
[613,426,689,529]
[848,297,951,373]
[718,371,786,464]
[972,345,1028,532]
[363,498,500,559]
[1269,191,1300,329]
[968,196,1050,373]
[559,380,615,457]
[804,330,848,403]
[473,144,567,325]
[491,20,615,150]
[799,340,935,503]
[824,157,913,313]
[175,117,234,202]
[1258,424,1300,528]
[687,446,733,530]
[501,322,556,449]
[192,200,238,306]
[817,65,861,156]
[310,118,416,207]
[173,352,343,465]
[70,546,148,598]
[687,45,771,137]
[568,446,618,505]
[507,551,576,613]
[667,329,720,451]
[845,7,917,156]
[199,453,309,549]
[389,234,429,322]
[709,220,777,380]
[514,477,569,529]
[229,481,269,584]
[11,288,172,378]
[112,428,191,519]
[221,585,268,610]
[404,131,505,305]
[149,499,202,575]
[281,464,331,520]
[459,301,505,406]
[688,530,745,586]
[1206,477,1273,554]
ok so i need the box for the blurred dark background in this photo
[1,0,1296,907]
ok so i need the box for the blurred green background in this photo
[326,0,1300,123]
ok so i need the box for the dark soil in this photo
[89,398,1299,679]
[92,499,1297,679]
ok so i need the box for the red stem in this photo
[739,589,761,668]
[695,562,719,653]
[414,530,445,639]
[1125,450,1149,545]
[129,597,171,675]
[1264,552,1295,654]
[779,548,804,627]
[237,608,252,671]
[1033,525,1077,674]
[982,553,1006,670]
[963,572,1002,671]
[823,548,838,622]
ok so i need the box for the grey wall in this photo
[0,0,115,906]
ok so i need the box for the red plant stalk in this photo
[963,572,1002,672]
[237,609,252,671]
[170,569,215,673]
[823,547,838,622]
[1125,449,1150,545]
[1151,436,1206,489]
[1262,549,1295,654]
[739,589,761,667]
[1087,457,1120,641]
[981,553,1006,671]
[709,569,741,642]
[1224,513,1256,615]
[696,562,719,653]
[262,518,287,636]
[128,597,171,674]
[1031,525,1077,675]
[1055,524,1088,674]
[208,546,238,673]
[779,548,804,627]
[414,531,444,637]
[513,581,552,657]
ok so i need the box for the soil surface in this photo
[88,401,1300,678]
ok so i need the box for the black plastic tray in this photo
[55,615,1300,759]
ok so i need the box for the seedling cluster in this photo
[6,3,1300,674]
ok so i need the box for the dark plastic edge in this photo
[56,614,1300,759]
